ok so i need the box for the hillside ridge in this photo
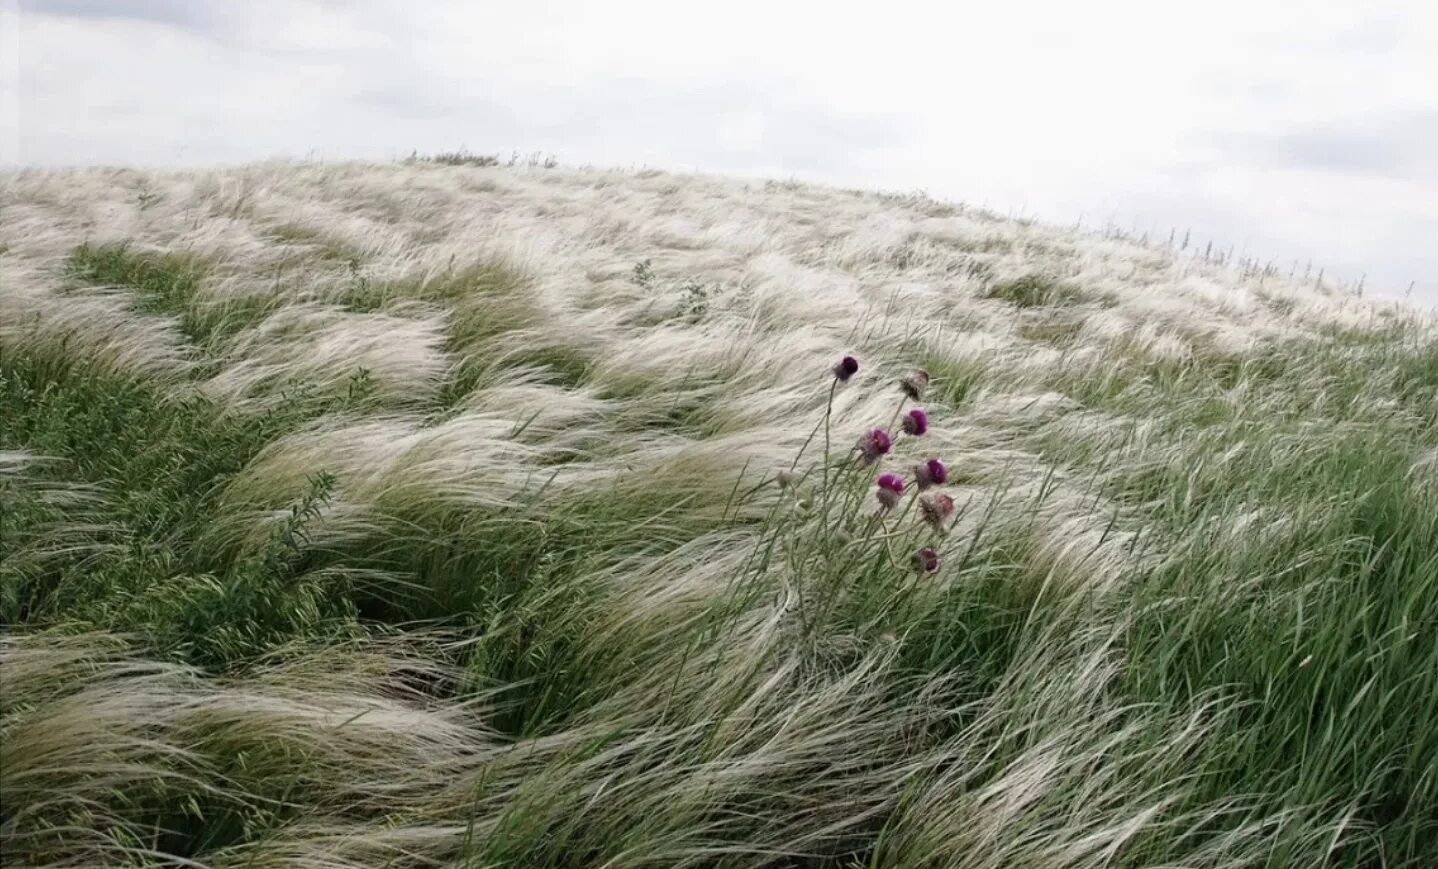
[3,160,1436,868]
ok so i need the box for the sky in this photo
[2,0,1435,305]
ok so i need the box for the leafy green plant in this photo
[679,279,710,323]
[632,258,655,289]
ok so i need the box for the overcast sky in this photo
[3,0,1435,305]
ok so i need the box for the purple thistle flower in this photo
[856,429,893,464]
[914,547,940,574]
[919,493,956,534]
[875,473,905,510]
[901,408,929,437]
[914,458,948,490]
[832,355,860,382]
[900,369,930,400]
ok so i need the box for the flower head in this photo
[919,493,956,534]
[856,429,893,464]
[833,355,860,382]
[914,547,940,574]
[899,369,930,400]
[914,458,947,490]
[875,473,905,510]
[901,408,929,437]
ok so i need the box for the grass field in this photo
[2,160,1436,867]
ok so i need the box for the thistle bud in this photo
[919,493,956,534]
[899,369,930,400]
[833,355,860,382]
[913,458,947,491]
[875,473,905,510]
[901,408,929,436]
[856,429,893,464]
[914,547,940,574]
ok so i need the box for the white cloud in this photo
[5,0,1436,302]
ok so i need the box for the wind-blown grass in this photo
[2,160,1435,867]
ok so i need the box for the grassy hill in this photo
[2,160,1435,867]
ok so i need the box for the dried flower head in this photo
[899,368,930,400]
[875,473,905,510]
[856,429,893,464]
[914,458,947,490]
[901,408,929,437]
[919,493,956,533]
[833,355,860,382]
[914,547,940,574]
[775,470,798,489]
